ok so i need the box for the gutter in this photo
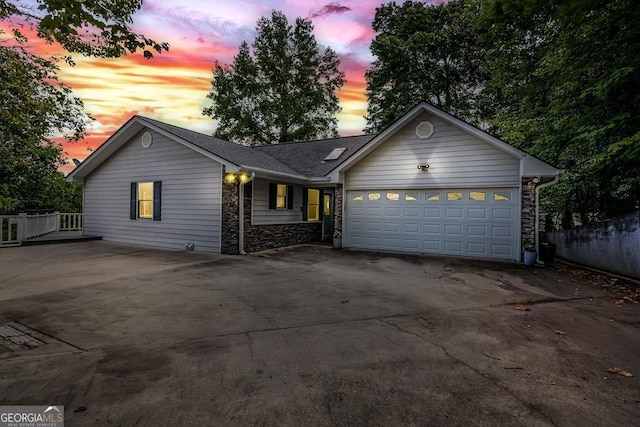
[238,172,256,255]
[535,175,560,261]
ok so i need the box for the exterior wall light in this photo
[225,173,237,184]
[417,163,429,172]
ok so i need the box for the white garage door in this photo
[345,189,519,260]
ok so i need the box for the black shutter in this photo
[268,183,277,209]
[130,182,137,220]
[319,189,325,220]
[287,185,294,210]
[153,181,162,221]
[302,188,308,221]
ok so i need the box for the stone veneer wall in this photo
[521,177,537,258]
[241,181,322,253]
[221,167,240,255]
[333,184,343,239]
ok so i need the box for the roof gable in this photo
[330,101,561,179]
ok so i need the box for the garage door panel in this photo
[492,226,513,238]
[424,208,441,218]
[445,224,463,236]
[468,208,488,219]
[423,224,440,234]
[346,188,518,260]
[492,208,513,219]
[404,207,420,217]
[468,225,487,237]
[467,242,487,255]
[385,207,401,216]
[445,208,463,218]
[445,241,463,253]
[404,223,419,233]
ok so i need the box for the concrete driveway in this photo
[0,242,638,426]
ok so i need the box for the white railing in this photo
[0,216,21,246]
[0,212,83,247]
[59,213,83,231]
[24,212,59,239]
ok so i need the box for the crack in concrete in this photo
[246,333,254,359]
[376,317,557,427]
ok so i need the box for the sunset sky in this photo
[4,0,443,172]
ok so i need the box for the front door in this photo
[322,192,333,241]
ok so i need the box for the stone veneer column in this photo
[221,166,239,254]
[521,177,537,259]
[333,184,343,239]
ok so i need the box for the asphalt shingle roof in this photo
[139,116,303,177]
[139,116,375,179]
[255,135,375,177]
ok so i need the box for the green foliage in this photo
[365,0,487,133]
[479,0,640,223]
[0,0,168,58]
[1,0,166,212]
[0,46,86,213]
[203,10,345,146]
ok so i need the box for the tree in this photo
[203,10,345,146]
[1,0,168,212]
[477,0,640,224]
[0,0,168,58]
[364,0,487,133]
[0,46,86,212]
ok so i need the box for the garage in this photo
[345,188,519,260]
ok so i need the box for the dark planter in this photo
[539,242,557,265]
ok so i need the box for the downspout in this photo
[238,172,255,255]
[535,175,560,261]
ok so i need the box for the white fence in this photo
[0,212,83,247]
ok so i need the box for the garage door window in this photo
[386,192,400,201]
[368,192,381,201]
[426,192,440,201]
[351,192,364,201]
[405,192,418,201]
[470,191,486,201]
[493,191,511,201]
[447,192,462,201]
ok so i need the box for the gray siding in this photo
[84,129,222,252]
[251,179,305,225]
[346,112,520,190]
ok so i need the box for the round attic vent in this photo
[416,121,435,139]
[141,132,153,148]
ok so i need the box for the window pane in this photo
[405,192,418,201]
[308,189,320,204]
[138,182,153,201]
[307,189,320,221]
[368,192,381,201]
[139,201,153,219]
[351,193,363,201]
[276,184,287,208]
[426,192,440,201]
[470,191,486,201]
[324,195,331,215]
[308,205,319,221]
[386,192,399,201]
[493,191,511,201]
[137,182,154,219]
[447,192,462,201]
